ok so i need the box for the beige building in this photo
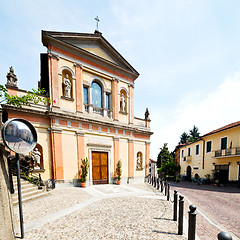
[3,30,153,186]
[179,122,240,184]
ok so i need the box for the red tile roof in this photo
[149,158,157,163]
[203,121,240,137]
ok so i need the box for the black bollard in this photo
[217,232,232,240]
[178,195,184,235]
[157,178,159,189]
[188,205,197,240]
[160,180,163,192]
[165,181,167,196]
[173,190,178,221]
[152,176,154,186]
[167,183,170,201]
[154,176,156,187]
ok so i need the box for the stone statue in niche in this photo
[6,66,18,87]
[136,153,142,170]
[120,93,126,112]
[63,74,72,98]
[31,148,41,169]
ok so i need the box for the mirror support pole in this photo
[16,153,24,238]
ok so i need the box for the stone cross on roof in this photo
[95,16,100,31]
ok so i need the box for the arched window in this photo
[92,81,102,108]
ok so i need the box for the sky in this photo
[1,0,240,159]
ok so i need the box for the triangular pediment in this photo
[42,31,139,78]
[71,43,115,63]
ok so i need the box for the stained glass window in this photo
[83,87,88,104]
[92,82,102,108]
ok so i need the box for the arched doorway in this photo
[186,166,192,181]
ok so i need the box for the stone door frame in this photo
[88,144,111,185]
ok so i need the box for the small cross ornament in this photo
[95,16,100,31]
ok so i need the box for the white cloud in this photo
[150,70,240,158]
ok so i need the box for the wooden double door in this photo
[92,152,108,185]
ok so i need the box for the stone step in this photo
[13,181,34,189]
[13,191,50,207]
[12,188,44,201]
[12,185,38,196]
[11,176,50,206]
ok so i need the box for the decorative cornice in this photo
[145,142,151,145]
[128,139,134,143]
[5,84,18,90]
[48,127,62,133]
[61,96,74,101]
[112,77,119,83]
[87,143,112,148]
[76,131,85,136]
[48,53,59,60]
[74,62,83,69]
[113,137,120,141]
[128,83,134,88]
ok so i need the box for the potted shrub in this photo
[80,157,89,188]
[116,160,122,185]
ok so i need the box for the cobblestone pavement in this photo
[14,183,187,240]
[170,181,240,240]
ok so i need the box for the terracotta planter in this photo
[116,180,121,185]
[80,182,86,188]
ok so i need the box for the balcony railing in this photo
[225,149,232,156]
[93,106,103,116]
[214,147,240,158]
[84,103,89,112]
[183,156,192,161]
[107,109,112,118]
[235,147,240,155]
[215,150,222,157]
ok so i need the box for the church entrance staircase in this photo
[12,176,50,207]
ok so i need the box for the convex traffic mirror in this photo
[2,118,37,154]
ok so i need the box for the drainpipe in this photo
[202,138,205,169]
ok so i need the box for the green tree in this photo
[180,126,200,144]
[189,125,200,142]
[161,161,180,176]
[157,143,172,168]
[180,131,189,144]
[157,143,180,179]
[0,84,51,107]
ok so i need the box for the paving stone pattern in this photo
[14,183,187,240]
[170,182,240,240]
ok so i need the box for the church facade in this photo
[3,30,152,186]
